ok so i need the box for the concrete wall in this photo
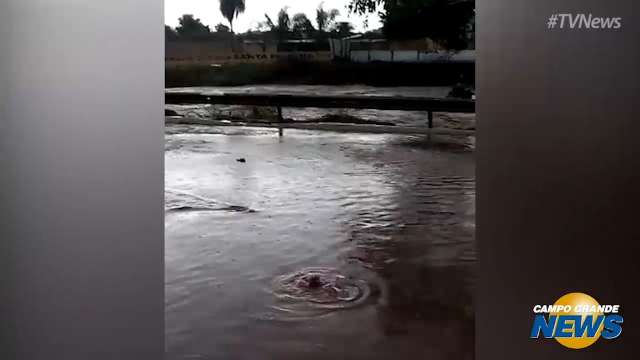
[166,39,476,66]
[165,41,332,66]
[349,49,476,63]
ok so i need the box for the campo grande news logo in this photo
[530,292,623,349]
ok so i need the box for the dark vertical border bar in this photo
[478,0,640,359]
[1,1,164,359]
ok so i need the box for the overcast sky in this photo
[165,0,381,33]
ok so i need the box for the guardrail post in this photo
[428,111,433,128]
[277,106,283,137]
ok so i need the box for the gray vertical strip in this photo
[478,0,640,358]
[1,1,164,359]
[1,3,17,352]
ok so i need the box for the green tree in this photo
[165,25,179,41]
[316,3,340,33]
[263,8,292,39]
[219,0,246,33]
[347,0,381,15]
[292,13,315,37]
[331,21,355,37]
[348,0,475,49]
[175,14,211,39]
[215,23,231,33]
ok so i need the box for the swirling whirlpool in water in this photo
[268,267,378,319]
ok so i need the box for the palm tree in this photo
[263,8,292,40]
[219,0,245,33]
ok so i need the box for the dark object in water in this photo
[448,83,475,99]
[306,275,323,289]
[165,108,180,116]
[271,267,375,318]
[236,158,246,163]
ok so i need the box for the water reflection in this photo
[337,136,474,359]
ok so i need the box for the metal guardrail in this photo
[165,92,475,135]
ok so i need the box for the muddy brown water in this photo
[165,85,475,360]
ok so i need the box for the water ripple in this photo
[268,267,377,320]
[165,189,255,213]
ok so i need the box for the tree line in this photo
[166,0,475,49]
[166,2,354,42]
[349,0,474,49]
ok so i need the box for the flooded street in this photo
[165,86,475,360]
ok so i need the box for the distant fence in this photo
[349,49,475,64]
[329,38,475,64]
